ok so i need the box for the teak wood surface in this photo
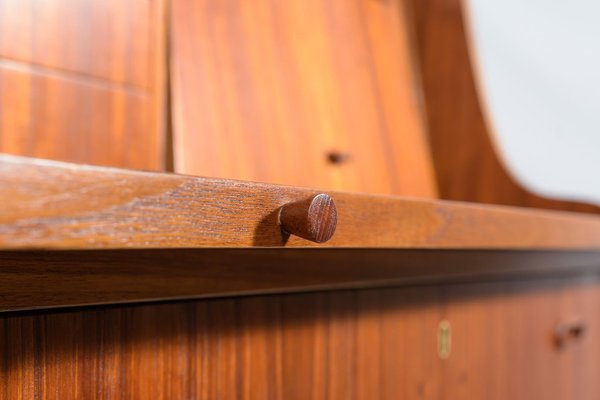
[0,0,167,171]
[2,154,600,250]
[1,248,600,312]
[2,154,600,312]
[4,278,600,400]
[2,1,600,398]
[170,0,437,197]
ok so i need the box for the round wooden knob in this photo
[279,193,337,243]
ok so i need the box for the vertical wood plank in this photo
[326,291,358,399]
[355,291,382,400]
[280,293,328,400]
[0,0,167,171]
[170,0,437,196]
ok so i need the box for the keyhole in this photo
[326,151,350,165]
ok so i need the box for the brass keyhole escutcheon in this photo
[438,320,451,360]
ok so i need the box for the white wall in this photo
[465,0,600,205]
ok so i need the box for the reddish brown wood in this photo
[0,0,167,171]
[2,2,600,399]
[2,248,600,312]
[170,0,437,197]
[442,277,600,400]
[562,278,600,398]
[279,193,337,243]
[3,154,600,250]
[3,278,600,399]
[554,319,586,348]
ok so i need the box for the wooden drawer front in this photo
[444,278,600,400]
[3,278,600,399]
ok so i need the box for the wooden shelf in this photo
[3,154,600,250]
[2,154,600,311]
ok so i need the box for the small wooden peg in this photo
[279,193,337,243]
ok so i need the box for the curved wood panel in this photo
[405,0,600,214]
[170,0,436,197]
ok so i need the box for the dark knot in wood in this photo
[279,193,337,243]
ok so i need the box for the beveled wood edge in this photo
[2,153,600,250]
[2,248,600,312]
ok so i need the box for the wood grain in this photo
[170,0,436,197]
[3,279,600,399]
[405,0,600,213]
[2,2,600,399]
[3,154,600,250]
[0,0,167,170]
[443,277,600,400]
[0,0,153,88]
[279,193,338,243]
[2,248,600,312]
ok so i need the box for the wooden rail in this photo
[2,154,600,250]
[2,248,600,312]
[2,154,600,311]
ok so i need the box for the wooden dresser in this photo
[1,0,599,399]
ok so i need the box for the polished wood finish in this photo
[170,0,437,197]
[3,248,600,312]
[3,278,600,399]
[553,319,586,349]
[0,0,167,170]
[2,1,600,399]
[406,0,600,213]
[443,277,600,399]
[279,193,337,243]
[3,154,600,250]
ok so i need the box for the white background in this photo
[466,0,600,205]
